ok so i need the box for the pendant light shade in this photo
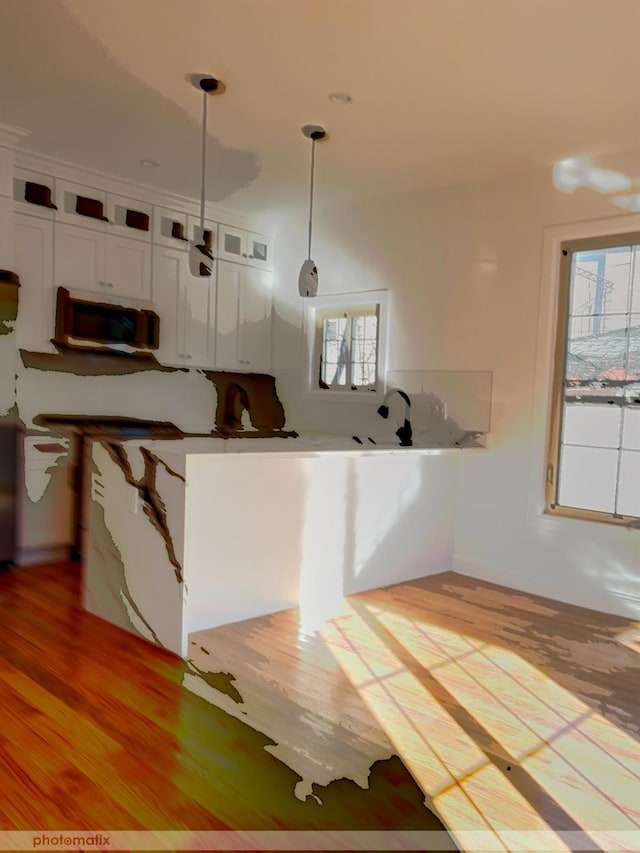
[298,124,327,297]
[189,75,225,277]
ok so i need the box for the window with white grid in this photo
[318,306,378,390]
[546,233,640,523]
[303,290,388,399]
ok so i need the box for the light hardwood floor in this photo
[0,562,451,847]
[191,572,640,853]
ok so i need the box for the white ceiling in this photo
[1,0,639,218]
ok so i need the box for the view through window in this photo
[318,306,378,390]
[547,234,640,522]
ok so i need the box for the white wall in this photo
[271,150,640,619]
[439,158,640,618]
[271,192,447,434]
[185,450,457,635]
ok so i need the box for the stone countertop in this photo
[107,432,481,459]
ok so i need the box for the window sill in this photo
[302,386,385,404]
[542,504,639,530]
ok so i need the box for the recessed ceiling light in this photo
[328,92,352,104]
[140,158,160,168]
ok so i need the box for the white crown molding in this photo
[13,147,264,233]
[0,123,29,150]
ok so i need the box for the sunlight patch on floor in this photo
[319,607,573,853]
[320,599,640,852]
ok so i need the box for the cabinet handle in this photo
[98,280,105,287]
[186,354,192,359]
[242,253,247,257]
[107,282,113,288]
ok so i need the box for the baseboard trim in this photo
[15,544,73,567]
[452,556,640,620]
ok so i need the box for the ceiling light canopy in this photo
[328,92,352,104]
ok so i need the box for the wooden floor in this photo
[0,562,451,844]
[2,562,639,852]
[191,572,640,853]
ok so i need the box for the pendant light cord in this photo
[307,137,316,260]
[200,89,208,231]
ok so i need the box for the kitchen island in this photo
[85,434,465,656]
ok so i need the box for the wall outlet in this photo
[131,490,143,514]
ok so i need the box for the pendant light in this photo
[189,75,225,277]
[298,124,327,297]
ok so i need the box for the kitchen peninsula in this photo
[85,434,461,656]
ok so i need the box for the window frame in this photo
[302,290,389,402]
[545,230,640,526]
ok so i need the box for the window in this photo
[546,233,640,523]
[303,290,388,399]
[317,305,378,390]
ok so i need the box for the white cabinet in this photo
[152,246,216,368]
[218,224,272,271]
[18,437,75,558]
[186,215,218,249]
[55,179,108,231]
[54,222,151,301]
[104,235,151,300]
[13,167,56,220]
[13,214,56,353]
[54,223,105,294]
[153,206,190,250]
[216,261,272,371]
[106,194,152,242]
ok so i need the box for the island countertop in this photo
[104,432,483,459]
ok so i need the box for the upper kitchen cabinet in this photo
[104,235,151,300]
[54,223,104,295]
[13,213,56,353]
[55,222,151,301]
[216,260,272,371]
[152,245,216,369]
[106,194,152,242]
[13,168,57,220]
[55,180,109,231]
[218,224,272,271]
[153,206,190,250]
[186,215,218,255]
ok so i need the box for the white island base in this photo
[84,436,460,657]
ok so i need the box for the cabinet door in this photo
[20,438,74,550]
[55,180,108,231]
[186,215,218,251]
[106,194,152,242]
[183,268,216,368]
[238,269,272,370]
[218,225,246,265]
[105,235,151,300]
[246,231,273,271]
[54,222,105,294]
[13,214,56,352]
[13,167,56,221]
[152,246,186,366]
[239,268,272,370]
[154,206,189,250]
[215,261,241,369]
